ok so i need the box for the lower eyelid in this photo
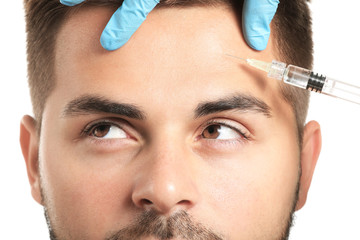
[200,138,245,151]
[87,137,128,144]
[84,136,138,152]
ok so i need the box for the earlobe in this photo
[295,120,322,210]
[20,115,43,205]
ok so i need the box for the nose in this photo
[131,137,200,215]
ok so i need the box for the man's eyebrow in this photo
[62,95,146,120]
[194,94,272,118]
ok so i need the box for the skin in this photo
[20,5,322,240]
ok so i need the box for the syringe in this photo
[226,54,360,105]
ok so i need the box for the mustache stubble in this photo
[105,209,224,240]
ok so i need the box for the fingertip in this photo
[100,32,128,51]
[99,0,160,51]
[246,35,270,51]
[60,0,85,7]
[242,0,279,51]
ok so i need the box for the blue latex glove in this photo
[60,0,159,50]
[61,0,279,51]
[242,0,279,51]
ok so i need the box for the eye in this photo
[201,124,243,140]
[88,123,127,139]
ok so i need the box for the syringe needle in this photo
[225,53,247,62]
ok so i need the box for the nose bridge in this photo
[132,126,200,214]
[149,123,193,178]
[154,128,186,165]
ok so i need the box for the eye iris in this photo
[202,125,221,139]
[93,125,111,138]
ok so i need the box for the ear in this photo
[20,115,43,205]
[296,120,322,210]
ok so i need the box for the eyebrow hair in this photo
[194,94,272,118]
[62,95,146,120]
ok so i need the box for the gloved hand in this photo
[242,0,279,51]
[60,0,279,51]
[60,0,159,50]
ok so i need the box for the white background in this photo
[1,1,359,239]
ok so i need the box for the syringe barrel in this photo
[283,64,360,105]
[283,65,312,89]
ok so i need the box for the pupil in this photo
[208,126,216,133]
[203,124,221,139]
[93,125,111,137]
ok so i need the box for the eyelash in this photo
[81,119,125,138]
[200,119,250,141]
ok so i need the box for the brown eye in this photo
[202,124,221,139]
[201,123,243,140]
[92,124,111,138]
[89,124,127,139]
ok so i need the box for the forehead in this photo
[54,6,293,123]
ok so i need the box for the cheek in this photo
[39,135,135,236]
[201,136,299,236]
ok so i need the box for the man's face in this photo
[29,6,314,240]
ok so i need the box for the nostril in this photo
[178,200,189,205]
[140,199,153,206]
[177,199,192,208]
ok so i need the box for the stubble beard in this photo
[42,180,299,240]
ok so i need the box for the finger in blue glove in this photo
[101,0,159,51]
[60,0,159,51]
[60,0,85,7]
[242,0,279,51]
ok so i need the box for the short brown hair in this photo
[24,0,313,141]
